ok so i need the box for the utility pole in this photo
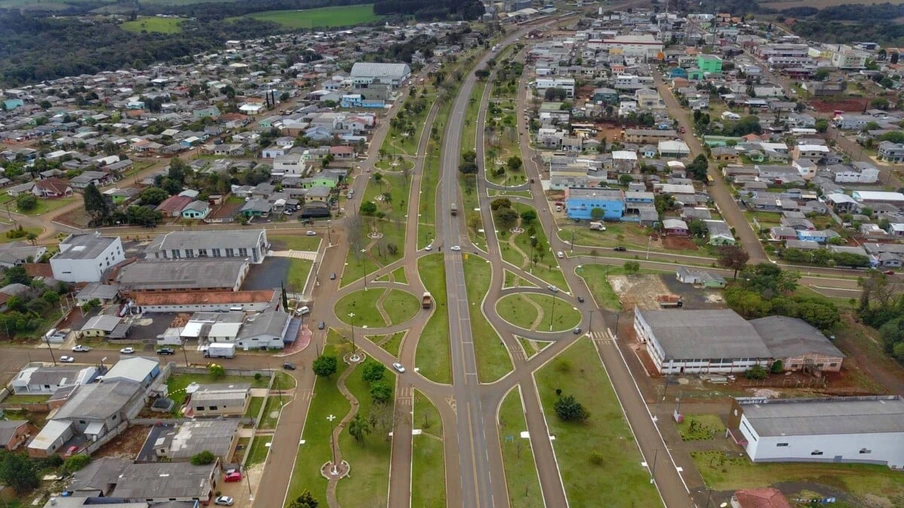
[45,332,57,366]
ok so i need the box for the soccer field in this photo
[237,4,382,29]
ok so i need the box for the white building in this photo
[599,34,663,60]
[533,78,575,98]
[272,153,307,176]
[146,229,270,264]
[50,233,124,283]
[349,62,411,88]
[830,45,868,69]
[829,162,879,184]
[613,74,654,90]
[731,396,904,469]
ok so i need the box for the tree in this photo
[63,454,91,473]
[553,395,589,422]
[370,381,392,404]
[494,207,519,230]
[618,174,634,186]
[686,154,709,181]
[717,246,750,279]
[506,155,523,171]
[208,364,225,380]
[140,187,170,206]
[590,207,605,221]
[313,355,338,378]
[362,361,386,383]
[25,232,37,245]
[83,183,111,224]
[688,219,707,238]
[815,118,829,133]
[815,68,831,81]
[519,209,537,224]
[190,450,215,465]
[490,198,511,211]
[359,201,377,216]
[288,490,319,508]
[16,194,37,212]
[348,414,372,444]
[0,452,40,493]
[623,261,640,275]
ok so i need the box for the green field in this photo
[498,387,543,508]
[496,293,581,333]
[536,338,661,507]
[335,288,420,328]
[463,255,512,382]
[247,435,272,465]
[269,234,321,252]
[411,390,445,508]
[286,258,314,293]
[236,4,383,29]
[121,16,183,34]
[416,254,451,384]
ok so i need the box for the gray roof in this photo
[0,420,28,444]
[53,380,141,421]
[0,242,45,265]
[75,283,120,301]
[155,420,240,460]
[638,309,770,360]
[104,356,158,383]
[750,316,844,359]
[115,259,248,290]
[741,396,904,436]
[112,462,215,499]
[27,366,85,387]
[238,310,291,340]
[67,457,132,494]
[56,233,118,260]
[147,229,266,253]
[81,314,121,332]
[191,383,251,408]
[350,62,410,80]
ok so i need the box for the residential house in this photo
[0,421,36,451]
[180,201,211,220]
[0,242,47,268]
[32,177,72,198]
[663,219,689,236]
[878,141,904,163]
[155,195,193,218]
[102,357,160,389]
[79,315,127,339]
[10,365,97,394]
[190,383,251,417]
[675,267,727,288]
[712,147,738,163]
[236,310,293,350]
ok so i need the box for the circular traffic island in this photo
[495,293,582,333]
[335,288,422,328]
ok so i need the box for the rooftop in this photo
[740,396,904,436]
[637,309,770,360]
[146,229,266,253]
[751,316,844,359]
[55,233,118,260]
[115,259,248,291]
[112,462,215,500]
[53,380,141,421]
[154,420,240,460]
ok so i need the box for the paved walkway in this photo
[271,250,318,260]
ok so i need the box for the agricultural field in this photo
[234,4,382,29]
[761,0,904,9]
[121,16,183,34]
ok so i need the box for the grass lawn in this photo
[458,83,487,248]
[382,289,421,325]
[416,254,451,384]
[236,4,382,29]
[676,414,725,441]
[391,266,408,284]
[2,394,50,404]
[121,16,183,33]
[504,203,569,289]
[411,390,445,508]
[0,227,42,244]
[336,360,395,506]
[377,331,405,357]
[285,331,351,506]
[269,235,321,252]
[503,270,535,289]
[417,91,453,250]
[247,435,272,466]
[260,395,290,429]
[560,222,709,258]
[335,289,387,328]
[286,258,313,293]
[692,451,904,506]
[498,387,543,508]
[517,336,548,359]
[244,396,264,419]
[496,293,581,332]
[576,264,623,311]
[463,256,512,382]
[274,371,296,391]
[20,197,77,216]
[536,338,661,507]
[167,373,268,410]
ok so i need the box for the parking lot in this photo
[242,258,292,291]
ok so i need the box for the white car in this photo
[119,347,135,354]
[305,230,317,236]
[72,345,91,352]
[59,356,75,363]
[214,496,234,506]
[424,244,433,251]
[450,245,461,251]
[392,362,406,373]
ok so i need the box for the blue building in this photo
[565,188,625,220]
[3,99,24,111]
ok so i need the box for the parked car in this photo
[119,347,135,354]
[224,472,242,482]
[156,347,175,355]
[884,270,896,275]
[59,356,75,363]
[295,306,310,316]
[392,362,406,373]
[72,345,91,352]
[215,497,234,506]
[305,230,317,236]
[282,362,296,370]
[547,285,559,293]
[614,246,627,252]
[64,446,78,457]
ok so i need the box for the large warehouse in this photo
[350,62,411,88]
[729,396,904,468]
[633,309,844,374]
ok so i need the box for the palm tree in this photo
[25,232,37,246]
[348,414,371,444]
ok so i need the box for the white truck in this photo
[589,222,606,231]
[205,343,236,359]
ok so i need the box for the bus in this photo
[706,174,714,186]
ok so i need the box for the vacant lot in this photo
[236,4,382,29]
[121,17,183,34]
[609,274,671,310]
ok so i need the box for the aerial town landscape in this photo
[1,0,904,507]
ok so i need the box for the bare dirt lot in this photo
[609,274,671,309]
[810,98,869,113]
[661,236,698,251]
[93,424,150,460]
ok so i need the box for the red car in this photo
[224,472,242,482]
[884,270,896,276]
[64,446,78,457]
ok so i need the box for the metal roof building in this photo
[350,62,411,88]
[730,396,904,468]
[114,258,250,292]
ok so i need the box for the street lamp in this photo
[361,248,368,290]
[548,288,557,332]
[348,312,358,361]
[529,235,536,273]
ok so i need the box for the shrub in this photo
[589,451,604,466]
[190,451,215,465]
[744,365,769,380]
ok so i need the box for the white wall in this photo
[51,237,124,283]
[740,415,904,468]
